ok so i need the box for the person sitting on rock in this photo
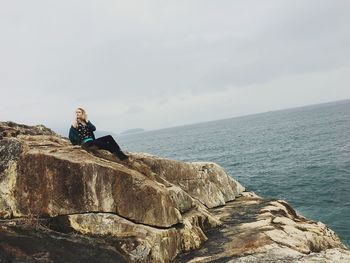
[68,107,128,160]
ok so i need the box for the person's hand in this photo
[76,117,84,124]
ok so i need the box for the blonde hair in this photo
[73,107,88,128]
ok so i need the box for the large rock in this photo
[131,153,245,208]
[49,206,220,262]
[0,121,348,262]
[1,135,184,227]
[175,192,349,262]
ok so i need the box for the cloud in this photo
[126,105,145,114]
[0,1,350,132]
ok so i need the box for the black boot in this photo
[114,150,128,160]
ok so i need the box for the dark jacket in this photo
[69,121,96,145]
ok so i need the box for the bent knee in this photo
[105,135,113,140]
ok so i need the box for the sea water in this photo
[119,100,350,248]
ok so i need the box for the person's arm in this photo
[69,126,81,145]
[86,121,96,131]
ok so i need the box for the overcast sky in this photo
[1,0,350,134]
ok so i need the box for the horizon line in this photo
[126,97,350,135]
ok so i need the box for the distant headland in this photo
[120,128,146,135]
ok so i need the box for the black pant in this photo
[83,135,128,160]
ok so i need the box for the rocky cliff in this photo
[0,121,349,262]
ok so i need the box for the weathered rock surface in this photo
[0,220,127,263]
[175,192,349,262]
[132,153,245,208]
[0,121,348,262]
